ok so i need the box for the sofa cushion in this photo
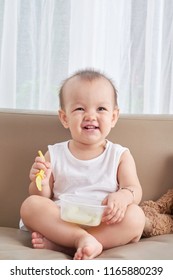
[0,227,172,259]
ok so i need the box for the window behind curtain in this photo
[0,0,173,113]
[0,0,70,110]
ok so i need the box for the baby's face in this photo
[59,77,119,146]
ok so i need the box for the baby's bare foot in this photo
[32,232,58,250]
[73,234,103,260]
[31,232,75,256]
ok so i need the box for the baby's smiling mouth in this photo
[83,125,99,130]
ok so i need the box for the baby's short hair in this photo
[59,69,118,109]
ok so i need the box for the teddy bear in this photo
[140,189,173,237]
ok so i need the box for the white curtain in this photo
[0,0,173,113]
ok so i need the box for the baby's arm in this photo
[102,150,142,224]
[117,149,142,204]
[28,151,54,198]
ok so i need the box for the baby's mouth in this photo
[83,125,99,130]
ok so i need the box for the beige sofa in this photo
[0,109,173,259]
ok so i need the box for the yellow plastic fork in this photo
[36,150,45,191]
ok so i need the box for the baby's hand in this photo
[101,192,128,224]
[29,156,52,187]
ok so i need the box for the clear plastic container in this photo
[59,194,106,226]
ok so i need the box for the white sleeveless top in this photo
[48,140,128,202]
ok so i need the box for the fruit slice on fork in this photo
[36,150,45,191]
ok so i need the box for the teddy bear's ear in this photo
[140,200,157,209]
[141,188,173,215]
[155,188,173,214]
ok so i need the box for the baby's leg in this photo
[87,204,145,249]
[20,195,103,259]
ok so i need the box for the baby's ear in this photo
[58,109,69,129]
[111,108,119,128]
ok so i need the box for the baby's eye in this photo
[98,107,107,111]
[75,107,84,111]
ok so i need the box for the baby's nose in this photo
[84,111,96,121]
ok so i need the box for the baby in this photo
[20,69,145,259]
